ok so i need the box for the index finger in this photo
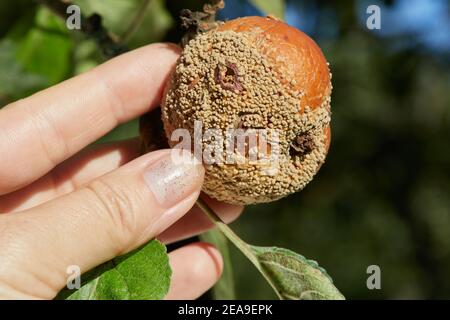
[0,43,180,195]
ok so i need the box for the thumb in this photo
[0,149,204,299]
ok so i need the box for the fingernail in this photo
[143,151,204,208]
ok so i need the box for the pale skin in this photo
[0,43,243,299]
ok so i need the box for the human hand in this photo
[0,43,243,299]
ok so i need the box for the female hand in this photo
[0,43,242,299]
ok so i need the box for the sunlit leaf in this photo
[0,40,47,104]
[15,7,73,85]
[58,240,171,300]
[250,246,345,300]
[73,0,173,47]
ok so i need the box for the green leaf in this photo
[200,229,236,299]
[0,39,47,104]
[196,198,344,301]
[123,0,175,47]
[250,246,345,300]
[73,0,173,47]
[15,7,73,85]
[248,0,285,20]
[58,240,171,300]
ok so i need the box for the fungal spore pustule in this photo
[161,16,332,205]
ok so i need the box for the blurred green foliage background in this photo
[1,0,449,299]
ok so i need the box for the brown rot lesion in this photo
[214,61,244,92]
[290,132,315,157]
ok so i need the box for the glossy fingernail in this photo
[143,151,204,208]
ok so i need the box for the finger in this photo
[0,141,244,241]
[0,143,244,245]
[159,195,244,244]
[0,43,181,195]
[0,138,141,213]
[165,242,223,300]
[0,150,203,299]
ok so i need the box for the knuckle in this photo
[85,178,139,251]
[90,69,125,124]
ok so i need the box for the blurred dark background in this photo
[1,0,449,299]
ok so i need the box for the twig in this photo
[34,0,127,58]
[196,198,284,299]
[180,0,225,47]
[121,0,152,44]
